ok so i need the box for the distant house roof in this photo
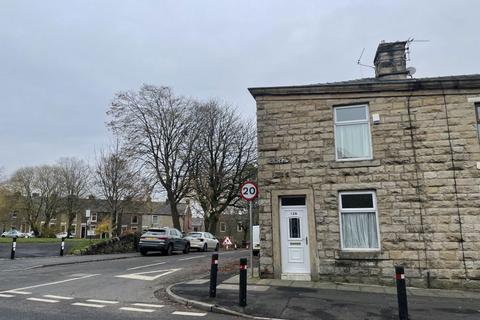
[78,198,187,216]
[249,74,480,98]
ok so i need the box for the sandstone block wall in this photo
[256,89,480,289]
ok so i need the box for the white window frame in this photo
[131,215,138,225]
[334,104,373,161]
[220,222,226,233]
[91,212,97,223]
[237,223,243,232]
[338,190,380,252]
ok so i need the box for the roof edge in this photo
[248,74,480,98]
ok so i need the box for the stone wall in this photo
[256,88,480,289]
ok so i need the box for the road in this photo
[0,249,248,320]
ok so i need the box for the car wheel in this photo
[166,244,173,256]
[203,244,208,252]
[215,243,219,251]
[140,249,148,256]
[183,243,190,254]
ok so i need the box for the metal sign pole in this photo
[249,200,253,277]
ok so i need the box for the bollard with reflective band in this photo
[239,258,247,307]
[395,266,409,320]
[10,237,16,260]
[60,237,65,256]
[209,254,219,298]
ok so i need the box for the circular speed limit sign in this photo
[240,181,258,201]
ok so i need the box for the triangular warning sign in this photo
[222,237,232,246]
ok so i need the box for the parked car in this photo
[252,225,260,256]
[184,232,219,252]
[55,232,74,239]
[138,227,190,256]
[1,230,27,238]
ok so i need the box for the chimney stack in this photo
[374,41,408,80]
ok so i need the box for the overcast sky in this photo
[1,0,479,175]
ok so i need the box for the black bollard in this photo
[209,254,219,298]
[239,258,247,307]
[395,266,409,320]
[10,237,16,260]
[60,237,65,256]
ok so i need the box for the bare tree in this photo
[107,85,198,230]
[94,143,146,236]
[35,165,63,235]
[57,157,90,237]
[9,167,44,235]
[192,100,256,232]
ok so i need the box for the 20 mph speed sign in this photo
[240,181,258,201]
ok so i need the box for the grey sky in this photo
[1,0,479,175]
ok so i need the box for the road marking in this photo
[0,294,14,298]
[127,262,166,271]
[178,255,206,261]
[115,268,181,281]
[72,302,105,308]
[172,311,207,317]
[87,299,119,304]
[4,291,31,295]
[132,303,164,308]
[27,297,59,303]
[186,279,209,285]
[3,274,100,292]
[120,307,155,313]
[43,295,74,300]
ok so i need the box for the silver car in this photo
[184,232,219,252]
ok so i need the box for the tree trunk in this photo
[207,213,219,234]
[169,200,181,231]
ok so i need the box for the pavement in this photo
[0,248,249,319]
[168,274,480,320]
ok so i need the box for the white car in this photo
[184,232,219,252]
[1,230,28,238]
[55,232,74,239]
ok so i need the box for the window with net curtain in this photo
[334,105,372,160]
[339,191,380,250]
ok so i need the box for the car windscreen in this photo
[143,230,166,236]
[187,233,203,238]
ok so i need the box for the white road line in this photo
[0,294,14,298]
[87,299,119,304]
[4,291,31,295]
[115,268,181,281]
[27,297,59,303]
[3,274,100,292]
[172,311,207,317]
[178,255,206,261]
[127,262,166,271]
[72,302,105,308]
[120,307,155,313]
[43,295,74,300]
[132,303,164,308]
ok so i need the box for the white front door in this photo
[280,201,310,280]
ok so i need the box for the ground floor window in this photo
[339,191,380,251]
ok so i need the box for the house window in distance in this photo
[131,215,138,224]
[339,191,380,251]
[220,222,226,233]
[237,223,243,232]
[334,104,372,161]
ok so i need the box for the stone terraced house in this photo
[249,41,480,289]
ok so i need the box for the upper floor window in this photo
[339,191,380,251]
[131,215,138,224]
[475,103,480,139]
[334,105,372,161]
[220,222,226,233]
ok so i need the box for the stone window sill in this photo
[330,159,381,169]
[335,250,389,260]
